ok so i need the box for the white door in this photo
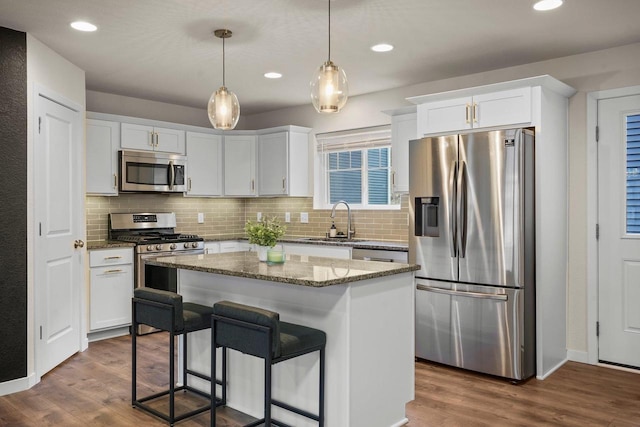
[35,90,84,376]
[597,94,640,367]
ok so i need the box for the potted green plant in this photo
[245,216,286,261]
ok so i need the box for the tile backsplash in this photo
[86,194,409,243]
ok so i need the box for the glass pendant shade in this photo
[310,60,349,113]
[208,86,239,130]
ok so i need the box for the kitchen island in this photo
[145,252,419,427]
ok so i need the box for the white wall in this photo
[245,41,640,354]
[26,34,86,381]
[86,90,249,129]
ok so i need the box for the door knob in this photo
[74,239,85,249]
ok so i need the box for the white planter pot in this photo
[255,244,270,262]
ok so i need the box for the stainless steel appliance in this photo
[409,128,536,381]
[109,212,204,334]
[119,150,187,193]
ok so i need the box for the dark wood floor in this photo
[1,333,639,426]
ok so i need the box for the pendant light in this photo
[208,29,240,130]
[310,0,348,113]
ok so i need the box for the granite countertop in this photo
[144,251,419,287]
[87,241,136,250]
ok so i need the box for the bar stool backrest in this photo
[213,301,281,359]
[134,288,184,332]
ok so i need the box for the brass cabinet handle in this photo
[103,255,122,260]
[465,104,471,124]
[473,103,478,123]
[282,177,286,192]
[149,131,154,146]
[113,174,117,189]
[103,269,123,274]
[251,179,255,192]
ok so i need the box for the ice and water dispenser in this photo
[414,197,439,237]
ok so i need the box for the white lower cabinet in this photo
[89,247,134,332]
[282,243,351,259]
[204,242,220,254]
[220,241,252,253]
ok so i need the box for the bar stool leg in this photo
[131,303,137,407]
[319,346,325,427]
[265,359,272,427]
[169,331,175,424]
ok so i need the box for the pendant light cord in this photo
[328,0,331,62]
[222,35,226,87]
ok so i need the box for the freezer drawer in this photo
[415,279,533,380]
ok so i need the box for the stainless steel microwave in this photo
[119,150,187,193]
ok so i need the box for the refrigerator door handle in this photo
[458,160,468,258]
[450,161,458,257]
[417,284,508,301]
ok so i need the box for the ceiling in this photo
[2,0,640,115]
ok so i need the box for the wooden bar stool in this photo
[132,288,226,426]
[211,300,326,427]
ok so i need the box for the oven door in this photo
[120,150,186,192]
[137,249,203,290]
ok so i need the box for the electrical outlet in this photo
[257,212,262,221]
[300,212,309,223]
[285,212,291,223]
[197,213,204,223]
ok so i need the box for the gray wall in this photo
[0,27,27,382]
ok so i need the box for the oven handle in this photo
[416,284,508,301]
[139,249,204,260]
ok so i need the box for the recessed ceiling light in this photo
[371,43,394,53]
[264,72,282,79]
[70,21,97,32]
[533,0,563,11]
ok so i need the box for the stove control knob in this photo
[191,242,199,249]
[156,244,163,250]
[169,243,177,250]
[184,243,190,249]
[147,245,154,251]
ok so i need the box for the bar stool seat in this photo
[132,288,226,426]
[211,300,326,427]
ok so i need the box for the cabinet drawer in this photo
[89,248,133,267]
[90,264,133,331]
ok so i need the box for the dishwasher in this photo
[352,248,408,263]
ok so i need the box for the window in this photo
[627,113,640,233]
[314,126,397,209]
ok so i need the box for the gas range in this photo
[109,212,205,254]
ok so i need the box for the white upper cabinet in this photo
[86,119,119,195]
[186,131,223,197]
[415,87,532,136]
[258,129,311,197]
[389,111,416,194]
[121,122,185,154]
[224,134,257,196]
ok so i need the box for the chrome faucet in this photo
[330,200,355,239]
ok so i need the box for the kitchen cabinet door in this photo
[417,96,472,136]
[186,132,223,197]
[86,119,119,195]
[224,135,256,196]
[121,123,185,154]
[89,247,133,332]
[204,242,220,254]
[472,87,531,129]
[258,132,288,196]
[391,112,416,194]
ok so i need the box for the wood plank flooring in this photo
[1,333,639,426]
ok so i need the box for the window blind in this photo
[627,114,640,233]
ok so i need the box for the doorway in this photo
[587,86,640,368]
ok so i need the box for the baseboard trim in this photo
[87,326,130,343]
[391,417,409,427]
[567,349,589,364]
[0,373,38,397]
[536,357,567,380]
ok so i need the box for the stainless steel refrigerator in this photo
[409,127,536,381]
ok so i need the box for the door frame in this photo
[586,84,640,365]
[32,83,86,381]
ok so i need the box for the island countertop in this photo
[144,251,419,287]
